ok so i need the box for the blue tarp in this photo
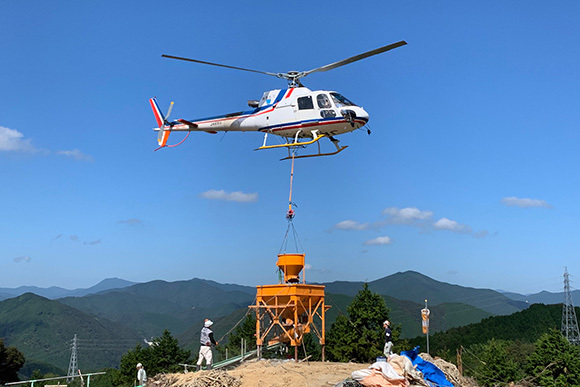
[401,346,454,387]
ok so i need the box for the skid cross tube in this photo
[255,133,327,151]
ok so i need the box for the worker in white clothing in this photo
[136,362,147,386]
[196,319,218,371]
[383,320,393,357]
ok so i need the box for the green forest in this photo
[2,281,580,386]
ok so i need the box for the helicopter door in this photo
[294,95,316,137]
[316,93,336,119]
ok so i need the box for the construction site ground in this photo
[150,356,482,387]
[151,359,369,387]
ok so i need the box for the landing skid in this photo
[255,130,349,160]
[254,134,327,151]
[279,145,348,161]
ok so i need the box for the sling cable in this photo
[279,149,303,255]
[251,148,330,361]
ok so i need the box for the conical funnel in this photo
[276,253,305,283]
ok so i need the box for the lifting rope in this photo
[154,132,191,151]
[279,149,303,254]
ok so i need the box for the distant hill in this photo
[310,293,491,339]
[0,293,141,373]
[58,278,255,339]
[0,271,558,376]
[501,289,580,307]
[0,277,136,301]
[323,270,527,315]
[407,303,573,353]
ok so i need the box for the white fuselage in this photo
[165,87,369,139]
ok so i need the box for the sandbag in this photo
[352,367,408,387]
[388,354,428,386]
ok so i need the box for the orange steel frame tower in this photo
[250,253,330,361]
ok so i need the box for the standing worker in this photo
[136,363,147,386]
[383,320,393,357]
[196,319,218,371]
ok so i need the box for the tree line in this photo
[4,285,580,386]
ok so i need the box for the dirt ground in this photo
[150,356,487,387]
[229,359,366,386]
[151,359,368,387]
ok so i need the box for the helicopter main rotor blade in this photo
[303,40,407,76]
[162,54,279,77]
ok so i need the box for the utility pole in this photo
[561,267,580,345]
[67,334,79,382]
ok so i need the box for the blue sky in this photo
[1,1,579,295]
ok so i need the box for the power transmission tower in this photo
[67,334,79,381]
[561,267,580,345]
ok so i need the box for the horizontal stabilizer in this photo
[177,119,198,128]
[178,119,217,134]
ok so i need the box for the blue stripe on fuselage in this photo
[173,89,288,124]
[259,116,346,132]
[273,89,287,104]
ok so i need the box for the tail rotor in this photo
[149,98,174,148]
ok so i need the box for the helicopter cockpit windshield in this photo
[330,92,356,107]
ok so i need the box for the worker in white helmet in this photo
[196,319,218,371]
[383,320,393,357]
[136,362,147,386]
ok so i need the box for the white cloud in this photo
[1,126,91,160]
[433,217,472,233]
[57,149,93,162]
[501,197,551,208]
[13,255,31,263]
[199,189,258,203]
[0,126,37,152]
[364,236,393,245]
[333,220,370,231]
[383,207,433,224]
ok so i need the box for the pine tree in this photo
[326,283,390,362]
[475,339,521,386]
[526,328,580,386]
[0,339,25,384]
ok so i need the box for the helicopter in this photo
[150,40,406,160]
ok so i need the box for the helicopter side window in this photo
[297,96,314,110]
[317,94,332,108]
[330,92,356,107]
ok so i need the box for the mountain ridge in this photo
[322,270,528,315]
[1,270,567,377]
[0,293,141,372]
[0,277,136,301]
